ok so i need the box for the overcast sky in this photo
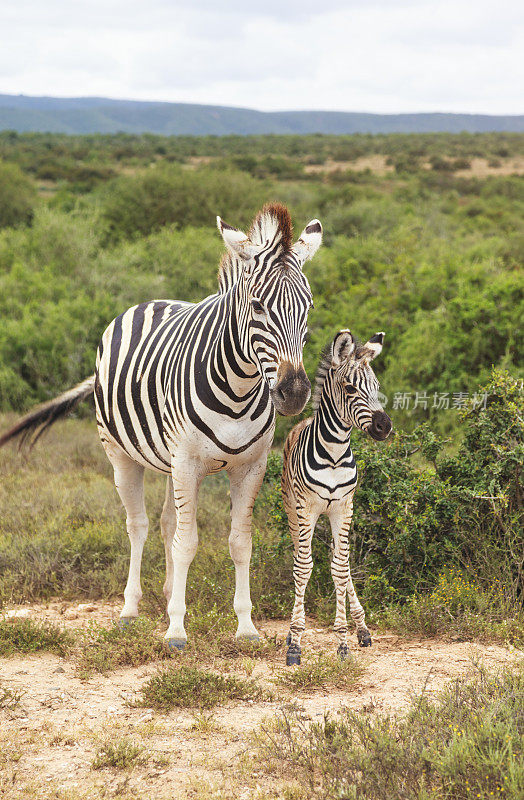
[1,0,523,114]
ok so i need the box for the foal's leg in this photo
[329,498,371,658]
[164,457,203,651]
[228,456,267,641]
[287,506,317,665]
[103,443,148,624]
[160,476,177,608]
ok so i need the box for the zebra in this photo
[0,203,322,651]
[281,329,392,665]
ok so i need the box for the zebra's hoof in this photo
[236,634,261,643]
[357,629,372,647]
[286,644,301,666]
[337,643,349,661]
[164,638,186,653]
[118,617,137,629]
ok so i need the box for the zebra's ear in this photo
[217,216,257,261]
[332,329,355,367]
[360,332,385,362]
[292,219,323,265]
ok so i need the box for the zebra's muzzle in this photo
[368,410,393,441]
[271,363,311,416]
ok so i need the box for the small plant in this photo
[92,738,146,770]
[276,652,364,692]
[0,684,23,710]
[0,617,74,657]
[76,617,165,677]
[139,664,263,710]
[189,710,221,733]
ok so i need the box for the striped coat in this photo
[281,329,392,664]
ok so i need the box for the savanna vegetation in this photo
[0,129,522,800]
[0,129,522,633]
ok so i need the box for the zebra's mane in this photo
[312,337,366,411]
[218,203,293,294]
[312,342,334,411]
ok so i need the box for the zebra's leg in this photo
[287,508,316,665]
[228,457,267,641]
[329,499,370,658]
[164,458,203,651]
[160,476,177,609]
[104,444,148,624]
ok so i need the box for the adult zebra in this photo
[0,203,322,650]
[281,329,392,665]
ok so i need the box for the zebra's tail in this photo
[0,375,96,449]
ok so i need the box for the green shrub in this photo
[76,618,166,677]
[100,164,266,242]
[139,665,263,710]
[0,617,73,656]
[0,162,36,229]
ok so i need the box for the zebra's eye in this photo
[251,299,265,314]
[345,384,357,395]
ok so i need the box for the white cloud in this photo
[0,0,522,113]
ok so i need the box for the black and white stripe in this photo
[281,329,392,664]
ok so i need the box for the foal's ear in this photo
[292,219,323,265]
[359,332,385,362]
[217,216,257,261]
[332,329,355,367]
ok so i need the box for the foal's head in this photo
[314,329,392,440]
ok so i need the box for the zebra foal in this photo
[281,329,392,665]
[0,203,322,651]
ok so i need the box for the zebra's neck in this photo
[313,388,353,464]
[207,284,262,399]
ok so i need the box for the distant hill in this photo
[0,94,523,135]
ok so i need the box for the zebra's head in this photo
[217,204,321,416]
[314,329,392,440]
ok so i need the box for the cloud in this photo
[0,0,522,113]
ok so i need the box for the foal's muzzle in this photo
[368,410,393,441]
[271,362,311,416]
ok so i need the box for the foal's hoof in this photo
[286,644,301,666]
[164,638,186,653]
[357,629,372,647]
[337,643,349,661]
[118,616,137,629]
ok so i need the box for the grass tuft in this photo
[276,652,364,692]
[139,664,264,710]
[0,616,74,656]
[75,617,166,677]
[0,684,23,710]
[92,738,146,770]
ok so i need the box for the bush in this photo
[139,665,263,709]
[0,617,73,656]
[0,162,36,229]
[100,164,266,242]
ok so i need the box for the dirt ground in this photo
[1,602,522,800]
[303,154,524,176]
